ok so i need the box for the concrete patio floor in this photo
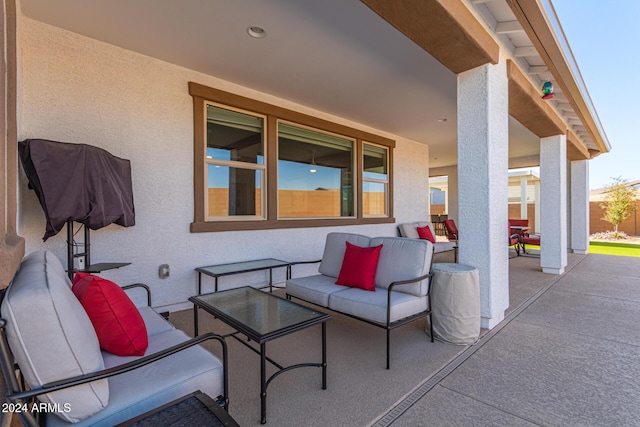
[378,253,640,426]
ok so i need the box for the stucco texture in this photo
[17,18,430,310]
[457,61,509,327]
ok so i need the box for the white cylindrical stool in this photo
[428,263,480,344]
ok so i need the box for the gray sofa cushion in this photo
[398,222,456,254]
[399,221,436,239]
[434,241,457,253]
[49,329,224,427]
[397,223,420,239]
[286,274,347,306]
[370,237,433,297]
[318,232,370,278]
[328,287,428,324]
[138,306,175,337]
[1,250,108,423]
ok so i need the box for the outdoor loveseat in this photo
[397,221,458,260]
[0,250,229,427]
[286,232,434,369]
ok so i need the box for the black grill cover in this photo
[19,139,135,241]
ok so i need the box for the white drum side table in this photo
[429,263,480,344]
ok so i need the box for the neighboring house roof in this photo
[590,180,640,202]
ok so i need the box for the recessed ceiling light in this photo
[247,26,267,39]
[437,118,448,123]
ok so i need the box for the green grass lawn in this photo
[588,241,640,257]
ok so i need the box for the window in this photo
[363,143,389,217]
[428,176,448,215]
[205,104,265,220]
[278,123,354,218]
[189,82,395,232]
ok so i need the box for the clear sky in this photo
[552,0,640,189]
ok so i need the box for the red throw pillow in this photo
[335,242,383,291]
[72,273,148,356]
[416,225,436,243]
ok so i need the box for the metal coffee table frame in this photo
[190,286,331,424]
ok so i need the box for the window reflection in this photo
[278,123,353,218]
[206,104,265,219]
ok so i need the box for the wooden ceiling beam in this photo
[360,0,499,74]
[566,129,590,161]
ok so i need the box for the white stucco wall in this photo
[17,18,430,311]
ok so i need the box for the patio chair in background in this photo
[508,219,529,238]
[508,230,521,258]
[519,233,541,256]
[443,219,457,241]
[443,219,523,260]
[508,218,540,256]
[443,219,459,262]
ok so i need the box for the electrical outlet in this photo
[77,257,85,270]
[159,264,170,279]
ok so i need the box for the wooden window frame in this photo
[204,102,267,221]
[189,82,395,232]
[362,142,390,218]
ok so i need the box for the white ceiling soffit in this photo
[20,0,562,168]
[470,0,609,155]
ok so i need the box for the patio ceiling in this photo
[19,0,602,168]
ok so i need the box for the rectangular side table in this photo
[196,258,291,294]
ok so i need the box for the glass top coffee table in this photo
[189,286,331,424]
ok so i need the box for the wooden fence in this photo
[590,200,640,236]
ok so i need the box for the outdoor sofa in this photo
[286,232,434,369]
[397,221,458,259]
[0,250,229,427]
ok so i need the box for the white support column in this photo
[534,180,541,234]
[540,135,568,274]
[457,61,509,329]
[520,177,528,218]
[570,160,590,254]
[443,188,449,215]
[447,169,458,221]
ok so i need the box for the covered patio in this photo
[1,0,610,326]
[0,0,615,425]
